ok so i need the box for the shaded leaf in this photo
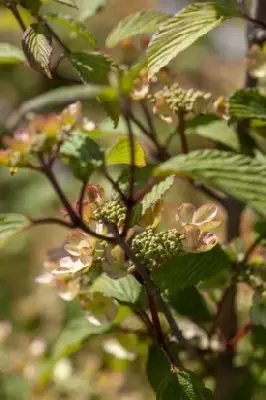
[157,370,213,399]
[60,133,104,180]
[22,22,53,78]
[147,2,237,78]
[45,14,97,48]
[98,86,120,128]
[70,51,112,84]
[0,43,25,64]
[142,175,174,215]
[106,136,146,167]
[0,214,30,248]
[106,10,170,48]
[229,89,266,120]
[90,274,142,306]
[153,245,230,295]
[154,149,266,215]
[250,293,266,328]
[147,344,180,392]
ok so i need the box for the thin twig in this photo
[227,320,252,347]
[241,233,266,265]
[31,217,74,229]
[6,2,26,31]
[177,108,188,154]
[78,180,88,219]
[101,166,128,204]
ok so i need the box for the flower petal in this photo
[182,224,201,252]
[176,203,195,225]
[193,204,217,225]
[57,279,80,301]
[197,232,218,252]
[82,292,118,326]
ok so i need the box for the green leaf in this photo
[55,0,77,7]
[90,274,142,306]
[98,86,120,128]
[142,175,174,215]
[147,344,180,392]
[147,2,237,78]
[0,214,30,248]
[0,43,25,64]
[187,118,240,151]
[106,10,170,48]
[106,136,146,167]
[250,293,266,328]
[60,133,104,180]
[229,89,266,120]
[156,370,213,400]
[153,245,230,295]
[22,22,53,78]
[77,0,107,21]
[6,84,103,131]
[45,14,97,48]
[154,149,266,215]
[70,51,112,84]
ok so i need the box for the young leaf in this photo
[156,370,213,400]
[78,0,107,21]
[229,89,266,120]
[98,87,120,128]
[0,43,25,64]
[147,344,180,392]
[90,274,142,306]
[105,136,146,167]
[147,2,238,78]
[45,14,97,48]
[70,51,112,84]
[142,175,174,215]
[106,10,170,48]
[0,214,30,248]
[250,293,266,328]
[152,245,231,295]
[60,133,104,180]
[154,149,266,216]
[22,23,53,78]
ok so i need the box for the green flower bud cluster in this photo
[131,229,183,268]
[152,84,212,115]
[239,266,266,293]
[93,200,127,226]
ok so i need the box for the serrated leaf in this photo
[147,2,238,78]
[229,89,266,120]
[90,274,142,306]
[0,43,25,64]
[142,175,174,215]
[187,118,239,151]
[154,149,266,215]
[106,136,146,167]
[77,0,107,21]
[60,132,104,180]
[22,23,53,78]
[70,51,112,84]
[55,0,77,8]
[250,293,266,328]
[106,9,170,48]
[7,84,103,131]
[0,214,30,247]
[153,245,230,295]
[147,344,180,392]
[157,370,212,400]
[45,14,97,48]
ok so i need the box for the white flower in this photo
[82,292,118,326]
[52,256,90,276]
[53,359,73,383]
[103,339,136,361]
[56,279,80,301]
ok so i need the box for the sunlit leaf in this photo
[106,136,146,167]
[153,245,231,295]
[142,175,174,215]
[106,9,170,48]
[155,149,266,215]
[147,2,238,78]
[45,13,97,48]
[60,132,104,180]
[70,51,112,84]
[0,214,30,248]
[0,43,25,64]
[22,22,53,78]
[77,0,107,21]
[229,89,266,120]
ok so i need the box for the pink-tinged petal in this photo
[59,256,74,269]
[197,232,218,252]
[57,280,80,301]
[35,272,54,284]
[176,203,195,225]
[182,224,201,252]
[193,204,217,225]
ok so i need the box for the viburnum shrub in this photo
[2,0,266,398]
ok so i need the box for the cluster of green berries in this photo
[151,84,213,115]
[93,200,127,226]
[131,229,183,268]
[239,266,266,293]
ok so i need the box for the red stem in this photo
[227,321,252,347]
